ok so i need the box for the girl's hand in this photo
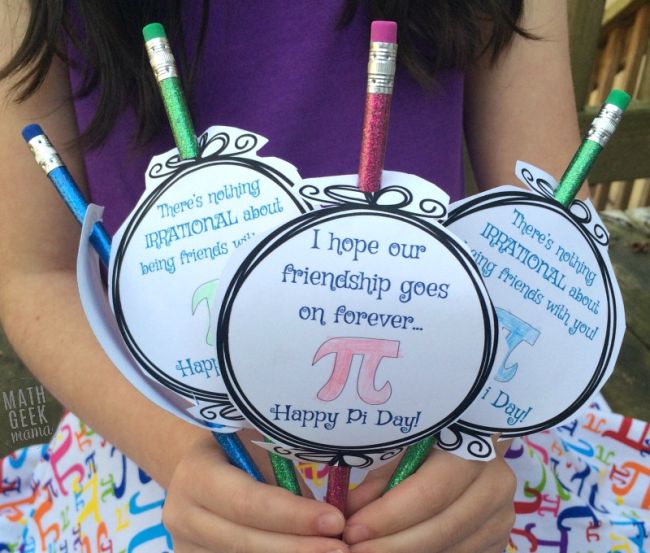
[163,439,349,553]
[343,448,516,553]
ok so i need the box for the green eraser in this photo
[606,89,631,111]
[143,22,166,42]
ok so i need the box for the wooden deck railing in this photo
[569,0,650,210]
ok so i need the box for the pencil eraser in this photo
[143,22,167,42]
[606,89,631,111]
[371,21,397,44]
[21,124,44,143]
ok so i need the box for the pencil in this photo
[143,23,199,159]
[357,20,398,193]
[143,22,301,493]
[554,89,631,207]
[326,20,402,509]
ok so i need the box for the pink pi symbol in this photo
[313,337,400,405]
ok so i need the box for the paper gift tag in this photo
[445,161,625,442]
[107,126,310,428]
[215,173,498,468]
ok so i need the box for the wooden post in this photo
[568,0,607,108]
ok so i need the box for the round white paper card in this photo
[218,206,497,462]
[446,185,624,437]
[110,127,309,426]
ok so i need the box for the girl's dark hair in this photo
[1,0,530,148]
[341,0,533,84]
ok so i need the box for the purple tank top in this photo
[68,1,464,235]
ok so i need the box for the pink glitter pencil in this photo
[325,465,351,514]
[324,21,399,515]
[357,20,398,193]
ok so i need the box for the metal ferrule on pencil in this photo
[28,135,64,174]
[367,42,398,94]
[145,37,178,81]
[586,103,624,148]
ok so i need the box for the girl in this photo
[0,2,581,551]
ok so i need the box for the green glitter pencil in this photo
[142,23,301,494]
[266,437,302,495]
[554,89,631,207]
[384,436,435,492]
[143,23,199,159]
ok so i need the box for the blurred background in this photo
[0,0,648,455]
[569,0,649,209]
[547,0,649,423]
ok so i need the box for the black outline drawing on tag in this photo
[111,130,311,423]
[217,202,498,466]
[445,189,619,439]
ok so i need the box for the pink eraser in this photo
[371,20,397,44]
